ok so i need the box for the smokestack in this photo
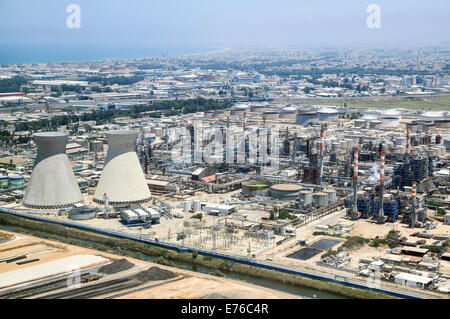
[243,113,246,131]
[94,130,151,204]
[377,149,386,224]
[319,125,324,185]
[410,181,417,228]
[406,128,411,156]
[23,132,83,209]
[351,147,359,220]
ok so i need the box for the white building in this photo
[394,273,433,289]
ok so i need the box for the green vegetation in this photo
[247,184,269,188]
[210,270,225,277]
[13,98,232,132]
[296,96,450,111]
[422,240,450,255]
[0,77,29,93]
[0,213,397,299]
[437,208,447,216]
[191,213,203,220]
[429,200,444,208]
[85,76,144,86]
[312,231,342,238]
[341,236,370,250]
[270,208,297,221]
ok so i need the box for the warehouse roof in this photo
[395,273,433,285]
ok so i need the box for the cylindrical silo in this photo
[324,189,337,203]
[94,130,151,204]
[270,184,303,200]
[0,175,8,189]
[296,110,319,125]
[298,190,313,206]
[314,192,329,207]
[23,132,83,209]
[193,200,201,211]
[183,199,193,212]
[89,140,104,152]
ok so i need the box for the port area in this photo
[0,230,300,299]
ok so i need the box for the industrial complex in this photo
[0,98,449,299]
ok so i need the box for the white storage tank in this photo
[193,200,202,211]
[324,189,337,203]
[298,190,313,206]
[183,199,192,212]
[314,192,329,207]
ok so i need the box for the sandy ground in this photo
[110,276,298,299]
[0,230,301,299]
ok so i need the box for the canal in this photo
[0,225,346,299]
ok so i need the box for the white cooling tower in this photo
[94,130,151,204]
[23,132,83,209]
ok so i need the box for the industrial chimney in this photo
[94,130,151,204]
[23,132,83,209]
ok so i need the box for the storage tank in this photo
[298,190,313,206]
[324,189,337,203]
[354,119,366,128]
[68,207,97,220]
[380,111,401,126]
[0,176,8,189]
[193,200,202,211]
[8,175,24,187]
[183,199,193,212]
[250,104,268,113]
[242,181,271,197]
[296,110,319,125]
[314,192,329,207]
[89,140,104,152]
[262,111,279,121]
[270,184,303,200]
[369,120,382,129]
[317,107,339,122]
[279,107,297,120]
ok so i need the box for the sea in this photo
[0,43,219,65]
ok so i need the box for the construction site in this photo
[0,103,449,298]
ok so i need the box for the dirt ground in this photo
[0,230,301,299]
[110,276,298,299]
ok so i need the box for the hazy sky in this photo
[0,0,449,49]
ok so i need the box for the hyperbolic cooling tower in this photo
[23,132,83,209]
[94,130,151,204]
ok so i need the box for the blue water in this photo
[0,43,219,65]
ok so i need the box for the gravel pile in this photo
[136,266,178,282]
[98,259,135,274]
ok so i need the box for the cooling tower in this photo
[94,130,151,204]
[23,132,83,209]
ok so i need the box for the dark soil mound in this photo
[98,259,135,274]
[135,266,178,282]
